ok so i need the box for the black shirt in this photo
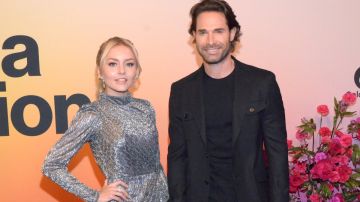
[203,68,237,202]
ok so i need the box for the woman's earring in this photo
[101,79,106,89]
[99,77,106,92]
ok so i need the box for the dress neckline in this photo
[99,92,132,105]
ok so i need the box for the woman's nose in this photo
[117,65,125,74]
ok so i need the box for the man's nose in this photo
[207,33,214,45]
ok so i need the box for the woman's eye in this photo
[126,62,135,67]
[108,62,117,67]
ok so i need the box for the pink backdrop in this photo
[0,0,359,201]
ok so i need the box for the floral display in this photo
[289,92,360,201]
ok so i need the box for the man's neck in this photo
[203,55,235,79]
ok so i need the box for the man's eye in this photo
[198,31,207,35]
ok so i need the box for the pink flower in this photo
[296,130,310,141]
[314,152,327,162]
[337,165,352,183]
[331,155,349,166]
[342,91,356,106]
[293,163,307,174]
[298,155,310,163]
[319,127,331,137]
[309,193,321,202]
[287,139,293,149]
[289,185,297,193]
[329,139,345,156]
[321,136,331,144]
[329,171,340,182]
[330,193,345,202]
[328,183,334,192]
[340,134,352,148]
[317,105,329,116]
[311,159,335,181]
[335,130,344,137]
[346,148,353,158]
[289,172,307,191]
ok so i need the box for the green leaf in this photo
[352,144,360,152]
[351,172,360,177]
[320,183,332,198]
[352,145,360,164]
[334,97,339,109]
[304,150,315,156]
[345,178,360,188]
[289,147,304,152]
[297,123,306,128]
[355,167,360,173]
[343,192,357,202]
[342,111,356,117]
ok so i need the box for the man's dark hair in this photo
[189,0,242,50]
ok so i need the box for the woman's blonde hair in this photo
[96,37,142,93]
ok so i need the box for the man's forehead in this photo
[196,11,227,29]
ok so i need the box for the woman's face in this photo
[99,45,138,96]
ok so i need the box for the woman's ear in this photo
[97,67,102,79]
[135,70,140,79]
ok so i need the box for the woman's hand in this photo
[98,179,129,202]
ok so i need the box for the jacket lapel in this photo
[192,60,251,147]
[232,59,251,146]
[190,67,207,146]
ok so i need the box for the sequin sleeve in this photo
[42,104,100,202]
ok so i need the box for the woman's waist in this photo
[107,167,162,183]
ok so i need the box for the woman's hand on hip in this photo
[98,179,129,202]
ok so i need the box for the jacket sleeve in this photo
[167,83,187,202]
[262,74,289,202]
[42,105,99,202]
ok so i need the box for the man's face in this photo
[194,11,235,65]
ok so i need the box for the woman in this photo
[42,37,169,202]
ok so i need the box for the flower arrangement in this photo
[289,92,360,202]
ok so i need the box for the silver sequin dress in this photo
[42,93,169,202]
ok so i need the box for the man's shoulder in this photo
[235,59,275,78]
[235,60,274,75]
[171,68,202,88]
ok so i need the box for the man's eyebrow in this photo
[197,29,207,32]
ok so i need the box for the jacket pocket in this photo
[180,112,198,140]
[182,112,194,121]
[245,101,266,115]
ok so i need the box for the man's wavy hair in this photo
[189,0,242,51]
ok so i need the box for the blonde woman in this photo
[43,37,168,202]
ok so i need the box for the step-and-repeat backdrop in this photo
[1,0,359,201]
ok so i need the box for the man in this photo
[167,0,289,201]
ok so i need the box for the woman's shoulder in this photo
[132,97,156,114]
[132,97,152,107]
[75,100,101,119]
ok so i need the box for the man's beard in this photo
[197,42,232,65]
